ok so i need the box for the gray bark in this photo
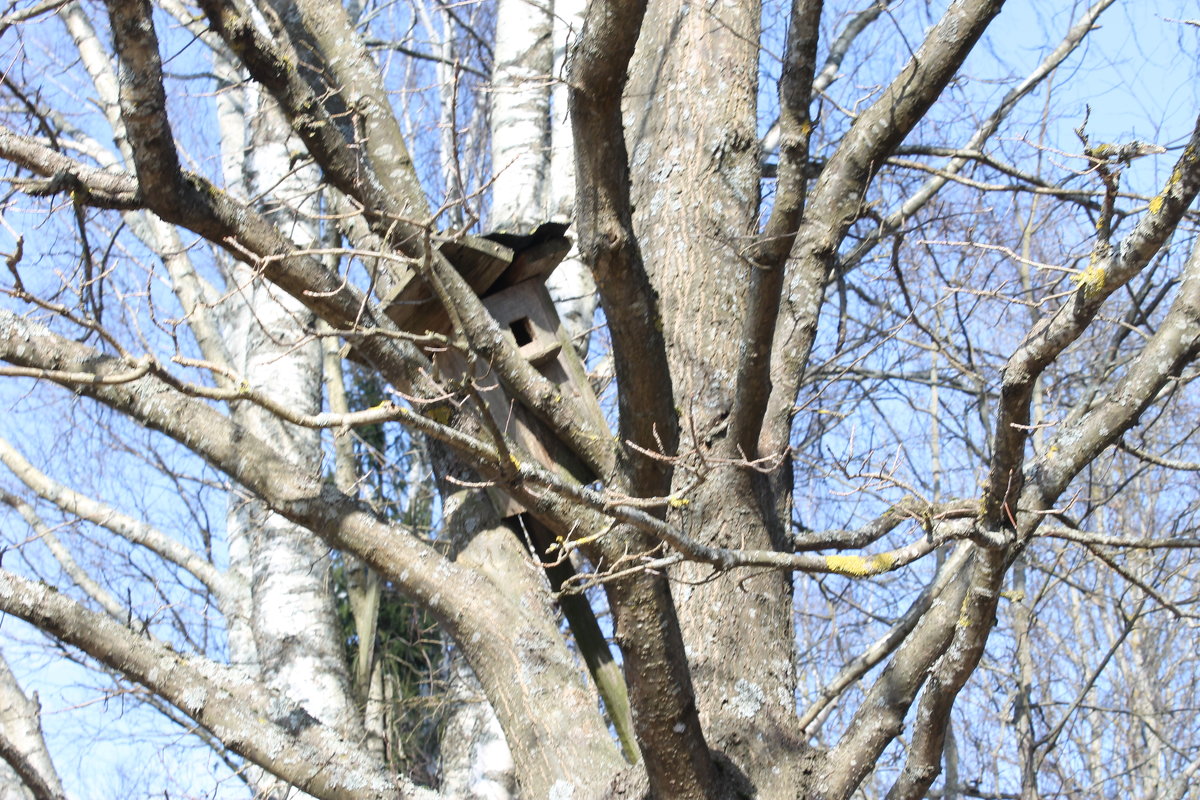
[3,1,1200,798]
[0,656,64,800]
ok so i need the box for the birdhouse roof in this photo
[377,224,572,335]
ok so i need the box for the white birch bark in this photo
[438,656,517,800]
[490,0,553,231]
[213,90,364,796]
[209,50,262,676]
[545,0,597,354]
[223,83,359,741]
[0,655,63,800]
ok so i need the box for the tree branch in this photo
[0,310,624,796]
[726,0,822,458]
[0,569,435,800]
[798,543,972,735]
[840,0,1118,273]
[762,0,1006,454]
[2,489,128,620]
[884,549,1006,799]
[0,438,242,608]
[193,0,428,250]
[0,124,440,405]
[570,0,679,498]
[820,543,978,799]
[990,118,1200,526]
[102,0,182,209]
[0,129,140,209]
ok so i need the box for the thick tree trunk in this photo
[624,0,804,791]
[224,85,362,751]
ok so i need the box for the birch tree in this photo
[1,0,1200,799]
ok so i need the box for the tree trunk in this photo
[624,0,805,791]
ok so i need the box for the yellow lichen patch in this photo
[825,555,868,576]
[1074,259,1107,298]
[425,406,452,425]
[1150,165,1183,215]
[957,595,973,627]
[668,497,690,508]
[509,454,522,470]
[825,552,896,577]
[1001,590,1026,603]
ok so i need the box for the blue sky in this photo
[3,0,1200,796]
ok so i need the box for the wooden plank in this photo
[482,282,562,365]
[376,232,573,335]
[489,236,571,290]
[376,236,513,335]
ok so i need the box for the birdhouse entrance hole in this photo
[375,222,608,517]
[509,317,535,347]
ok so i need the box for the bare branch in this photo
[2,489,127,620]
[0,568,435,800]
[841,0,1118,272]
[764,0,1006,453]
[798,544,973,735]
[570,0,679,497]
[820,543,979,798]
[0,438,241,606]
[884,549,1006,799]
[1041,525,1200,550]
[985,116,1200,529]
[1021,167,1200,512]
[1116,438,1200,472]
[726,0,822,457]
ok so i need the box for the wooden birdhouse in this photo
[374,225,606,517]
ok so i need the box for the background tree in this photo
[1,0,1199,799]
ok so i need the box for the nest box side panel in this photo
[376,237,514,335]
